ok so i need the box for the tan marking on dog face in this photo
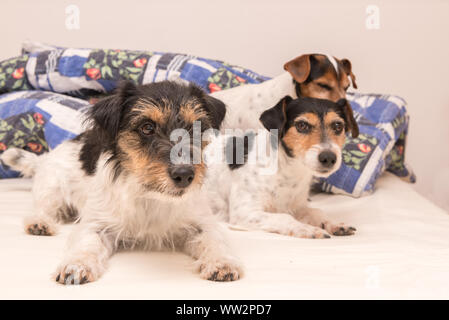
[117,131,170,192]
[117,130,206,195]
[183,143,207,190]
[324,111,346,148]
[133,99,167,125]
[282,111,347,158]
[192,158,206,188]
[297,55,348,102]
[282,113,321,157]
[116,95,213,196]
[295,113,320,127]
[299,71,343,102]
[179,103,208,124]
[174,102,209,187]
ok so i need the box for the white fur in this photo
[212,72,297,131]
[206,65,355,238]
[1,143,243,284]
[204,129,355,239]
[325,54,339,76]
[304,142,343,178]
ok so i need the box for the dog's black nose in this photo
[169,166,195,188]
[318,151,337,168]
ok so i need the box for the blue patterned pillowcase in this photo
[13,44,269,99]
[0,54,32,94]
[0,44,415,197]
[0,90,88,178]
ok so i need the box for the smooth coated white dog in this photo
[205,53,359,238]
[205,96,359,238]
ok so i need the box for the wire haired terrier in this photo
[1,81,243,284]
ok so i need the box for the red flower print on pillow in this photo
[86,68,101,80]
[133,58,147,68]
[12,67,24,79]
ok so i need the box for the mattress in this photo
[0,173,448,299]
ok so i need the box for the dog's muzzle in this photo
[318,150,337,169]
[315,147,341,176]
[169,165,195,188]
[304,143,342,177]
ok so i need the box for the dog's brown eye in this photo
[331,121,344,134]
[296,120,311,134]
[140,122,155,135]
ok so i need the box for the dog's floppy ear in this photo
[336,98,359,138]
[203,95,226,129]
[88,81,138,137]
[340,59,358,89]
[284,54,311,83]
[259,96,293,136]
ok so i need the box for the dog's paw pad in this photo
[55,264,94,285]
[308,230,331,239]
[199,260,242,282]
[25,222,55,236]
[327,223,356,236]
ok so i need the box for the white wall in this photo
[1,0,448,211]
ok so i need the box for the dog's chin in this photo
[304,161,340,178]
[142,185,196,202]
[312,168,337,178]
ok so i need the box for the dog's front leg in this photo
[293,206,356,236]
[55,224,115,285]
[231,209,331,239]
[182,224,243,281]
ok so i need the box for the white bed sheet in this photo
[0,173,448,299]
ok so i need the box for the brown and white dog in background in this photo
[212,53,358,135]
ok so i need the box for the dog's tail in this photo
[0,148,39,177]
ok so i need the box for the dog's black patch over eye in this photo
[317,83,332,91]
[331,121,344,135]
[296,120,312,134]
[140,122,155,136]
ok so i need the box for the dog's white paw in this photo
[286,223,331,239]
[264,220,331,239]
[258,214,331,239]
[24,216,57,236]
[322,222,356,236]
[55,262,97,285]
[198,257,243,282]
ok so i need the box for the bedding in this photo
[0,54,32,94]
[0,173,447,299]
[0,91,88,178]
[0,44,414,197]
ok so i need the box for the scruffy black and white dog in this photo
[206,96,359,239]
[1,81,243,284]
